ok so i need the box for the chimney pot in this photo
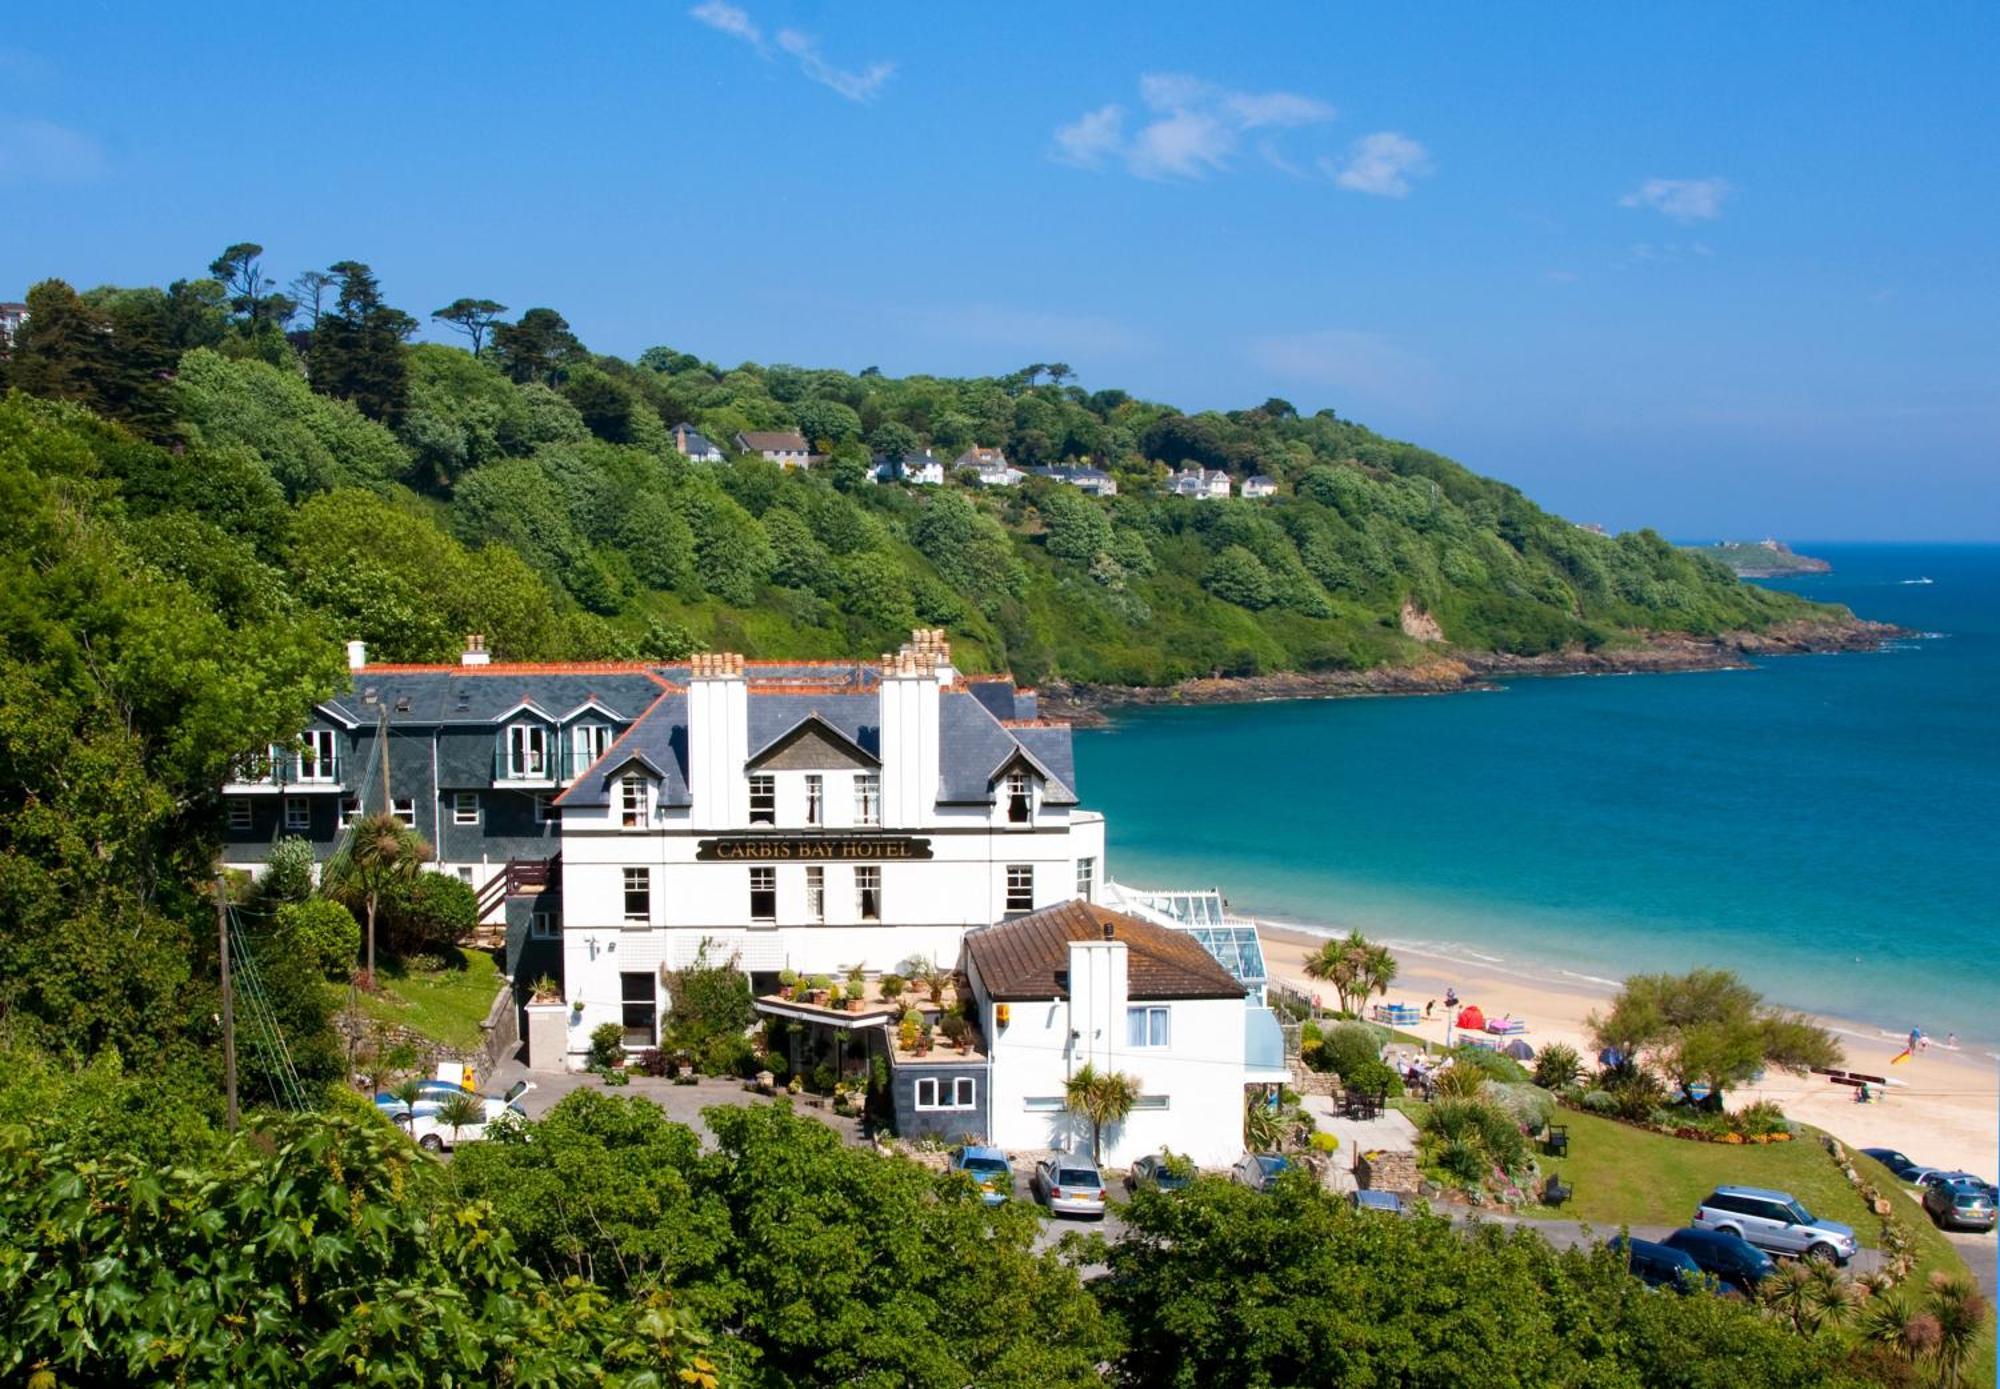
[461,633,490,666]
[1101,920,1114,941]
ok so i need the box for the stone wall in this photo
[1356,1149,1421,1195]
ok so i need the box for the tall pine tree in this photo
[307,261,411,426]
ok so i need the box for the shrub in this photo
[1309,1131,1341,1154]
[275,898,360,980]
[1437,1137,1486,1185]
[940,1014,972,1048]
[1531,1043,1582,1091]
[1488,1082,1554,1135]
[632,1048,668,1077]
[809,1063,836,1094]
[1452,1046,1530,1085]
[1320,1022,1384,1079]
[588,1022,624,1070]
[1733,1099,1791,1137]
[879,973,906,1000]
[1578,1089,1618,1115]
[382,871,479,954]
[258,836,317,906]
[1430,1063,1488,1101]
[1605,1068,1667,1122]
[1342,1059,1405,1098]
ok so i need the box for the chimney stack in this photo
[346,639,367,671]
[461,633,490,667]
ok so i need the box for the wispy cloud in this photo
[689,3,893,102]
[0,117,104,184]
[1246,328,1436,410]
[1619,176,1730,223]
[1322,131,1431,198]
[1053,72,1337,180]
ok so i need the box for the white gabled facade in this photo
[555,636,1105,1065]
[965,903,1282,1169]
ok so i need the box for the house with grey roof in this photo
[670,423,722,462]
[874,449,945,486]
[1167,467,1232,499]
[1240,475,1278,499]
[1032,465,1118,497]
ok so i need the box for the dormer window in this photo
[619,774,651,829]
[504,724,550,780]
[569,723,612,780]
[1006,770,1032,824]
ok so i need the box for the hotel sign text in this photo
[696,836,933,862]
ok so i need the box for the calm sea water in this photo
[1076,544,1999,1052]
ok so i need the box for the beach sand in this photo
[1260,925,1999,1179]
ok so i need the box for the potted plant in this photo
[917,1019,935,1055]
[941,1014,972,1053]
[777,968,799,1000]
[898,1013,920,1053]
[807,974,832,1006]
[880,973,906,1002]
[846,964,866,993]
[827,983,845,1009]
[529,974,562,1005]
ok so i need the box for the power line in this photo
[226,905,310,1111]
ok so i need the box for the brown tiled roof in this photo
[966,901,1244,1002]
[737,430,808,451]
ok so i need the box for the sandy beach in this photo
[1260,924,2000,1179]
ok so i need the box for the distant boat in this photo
[1900,577,1934,585]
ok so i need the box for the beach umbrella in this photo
[1502,1039,1535,1061]
[1598,1046,1625,1069]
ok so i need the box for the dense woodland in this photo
[0,244,1825,690]
[0,247,1914,1385]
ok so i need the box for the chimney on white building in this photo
[346,639,368,671]
[878,632,945,828]
[687,651,749,830]
[1066,932,1130,1072]
[461,633,491,666]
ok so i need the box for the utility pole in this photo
[216,873,238,1132]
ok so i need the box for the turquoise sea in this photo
[1075,544,1999,1053]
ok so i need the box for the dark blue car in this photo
[1662,1226,1777,1295]
[1609,1236,1706,1293]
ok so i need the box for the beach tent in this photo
[1455,1005,1486,1032]
[1502,1039,1535,1061]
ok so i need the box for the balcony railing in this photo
[225,749,343,790]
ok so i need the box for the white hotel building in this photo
[551,635,1105,1064]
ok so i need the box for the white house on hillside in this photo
[1167,468,1232,499]
[735,431,812,467]
[1241,475,1278,499]
[875,449,945,486]
[671,423,723,463]
[963,900,1289,1168]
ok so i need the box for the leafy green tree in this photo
[1590,968,1841,1110]
[380,869,479,955]
[1201,544,1275,609]
[1063,1062,1139,1164]
[174,347,406,499]
[866,420,920,460]
[1040,486,1114,565]
[794,397,861,448]
[429,296,508,355]
[616,489,700,590]
[454,457,621,613]
[7,279,177,438]
[275,897,361,979]
[493,306,585,385]
[0,1111,720,1386]
[1104,1175,1861,1388]
[308,260,412,426]
[764,505,834,591]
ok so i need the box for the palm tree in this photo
[1064,1063,1138,1165]
[1859,1292,1940,1367]
[1802,1262,1860,1337]
[331,812,429,988]
[1760,1261,1816,1336]
[1243,1092,1284,1152]
[1302,931,1396,1015]
[435,1090,487,1150]
[389,1076,425,1110]
[1925,1272,1991,1388]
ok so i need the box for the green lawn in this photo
[333,948,505,1053]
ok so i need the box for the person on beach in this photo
[1445,988,1459,1011]
[1947,1032,1957,1050]
[1425,999,1436,1019]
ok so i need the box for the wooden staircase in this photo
[472,855,559,942]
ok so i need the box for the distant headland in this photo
[1681,538,1833,578]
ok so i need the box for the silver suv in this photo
[1692,1185,1857,1265]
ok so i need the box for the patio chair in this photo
[1543,1124,1569,1158]
[1541,1175,1572,1208]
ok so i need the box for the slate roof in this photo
[937,690,1077,805]
[671,423,720,456]
[966,901,1247,1002]
[746,695,880,765]
[323,668,669,727]
[556,690,691,808]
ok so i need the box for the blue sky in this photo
[3,4,1994,539]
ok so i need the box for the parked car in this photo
[1125,1153,1194,1194]
[1608,1235,1708,1293]
[1034,1158,1108,1218]
[1232,1153,1291,1193]
[375,1078,534,1121]
[1350,1189,1407,1216]
[1691,1186,1857,1265]
[407,1082,535,1153]
[950,1146,1014,1205]
[1921,1173,1998,1231]
[1861,1148,1941,1186]
[1661,1226,1777,1295]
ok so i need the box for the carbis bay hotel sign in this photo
[695,834,933,862]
